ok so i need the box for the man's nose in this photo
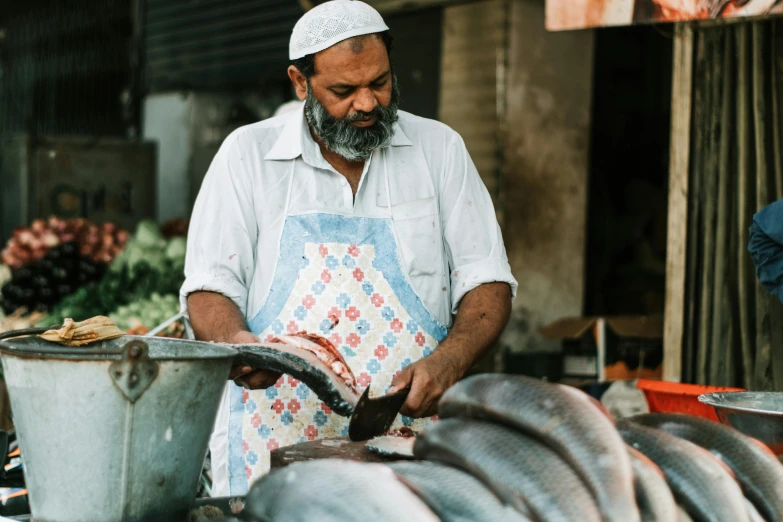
[352,88,378,114]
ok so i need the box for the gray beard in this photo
[305,76,400,162]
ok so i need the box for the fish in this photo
[413,418,602,522]
[242,459,440,522]
[365,435,415,459]
[389,461,531,522]
[438,374,638,522]
[627,446,678,522]
[629,413,783,522]
[678,505,694,522]
[232,332,360,416]
[617,419,750,522]
[746,499,766,522]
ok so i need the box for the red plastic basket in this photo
[636,379,744,421]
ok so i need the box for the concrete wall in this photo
[142,90,284,223]
[499,0,594,355]
[143,93,193,223]
[438,0,506,205]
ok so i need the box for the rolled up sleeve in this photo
[440,134,518,313]
[180,131,258,318]
[749,198,783,303]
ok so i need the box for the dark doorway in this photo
[584,25,674,316]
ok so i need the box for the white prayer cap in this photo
[289,0,390,60]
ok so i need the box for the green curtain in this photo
[683,20,783,389]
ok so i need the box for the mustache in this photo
[344,108,380,123]
[304,75,400,162]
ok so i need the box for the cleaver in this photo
[348,386,410,441]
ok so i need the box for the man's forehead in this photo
[312,35,389,80]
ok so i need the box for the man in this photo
[181,0,517,496]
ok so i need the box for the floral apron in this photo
[224,152,448,494]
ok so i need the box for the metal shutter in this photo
[145,0,304,92]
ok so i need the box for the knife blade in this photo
[348,386,410,442]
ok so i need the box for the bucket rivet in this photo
[130,372,139,384]
[115,371,122,378]
[129,345,142,358]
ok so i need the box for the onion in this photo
[15,249,31,265]
[95,248,113,264]
[1,249,14,266]
[101,233,115,248]
[16,230,35,246]
[27,237,43,251]
[31,220,46,233]
[80,244,93,257]
[115,230,130,244]
[41,231,59,248]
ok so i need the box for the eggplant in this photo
[60,242,77,257]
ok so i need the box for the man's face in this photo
[290,35,400,162]
[310,35,393,122]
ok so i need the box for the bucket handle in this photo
[0,326,61,342]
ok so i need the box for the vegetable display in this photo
[1,242,106,314]
[42,220,187,330]
[110,293,179,333]
[1,217,128,269]
[0,217,189,336]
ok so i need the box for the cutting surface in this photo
[270,437,394,468]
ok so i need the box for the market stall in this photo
[0,319,781,521]
[0,217,189,338]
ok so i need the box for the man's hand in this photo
[388,282,512,418]
[389,351,461,418]
[229,331,282,390]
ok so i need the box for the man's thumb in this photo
[388,367,412,394]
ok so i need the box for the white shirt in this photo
[180,105,517,327]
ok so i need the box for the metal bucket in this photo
[0,329,237,522]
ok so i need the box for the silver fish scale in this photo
[617,421,750,522]
[439,374,639,522]
[242,460,440,522]
[413,418,601,522]
[389,461,531,522]
[630,413,783,522]
[627,447,678,522]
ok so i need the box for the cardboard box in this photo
[540,316,663,382]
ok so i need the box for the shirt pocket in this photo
[386,196,441,278]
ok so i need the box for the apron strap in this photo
[383,147,407,270]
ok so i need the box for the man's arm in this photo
[188,291,280,389]
[389,282,512,417]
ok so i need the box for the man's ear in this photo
[287,66,308,101]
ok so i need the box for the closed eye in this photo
[330,87,355,97]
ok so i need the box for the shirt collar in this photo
[264,103,413,161]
